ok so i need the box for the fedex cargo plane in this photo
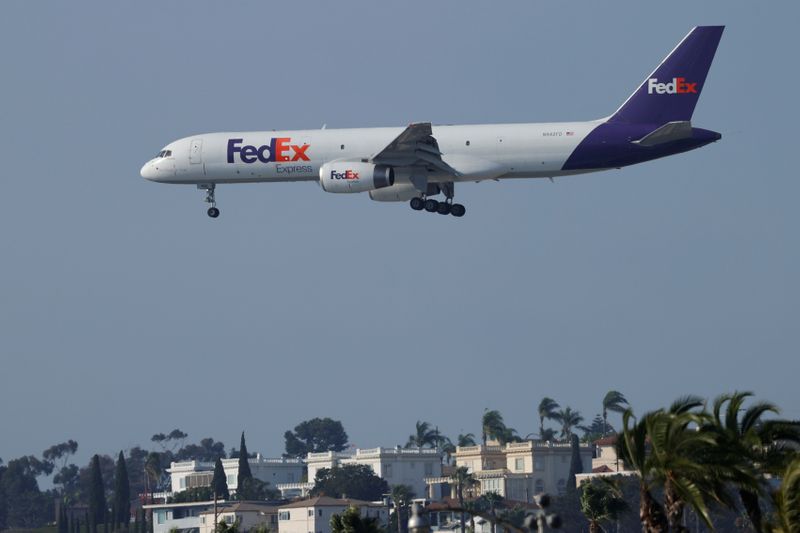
[141,26,724,218]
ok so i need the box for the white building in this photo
[198,502,279,533]
[144,500,278,533]
[169,454,304,494]
[298,447,444,500]
[278,496,387,533]
[426,441,593,501]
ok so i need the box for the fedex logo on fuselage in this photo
[330,170,359,180]
[227,138,310,164]
[647,77,698,95]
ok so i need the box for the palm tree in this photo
[602,391,629,436]
[439,436,456,465]
[481,491,503,533]
[450,466,477,533]
[705,391,800,532]
[390,484,415,533]
[580,478,629,533]
[406,421,438,448]
[555,407,584,440]
[457,433,477,447]
[537,398,560,440]
[497,427,522,445]
[769,456,800,532]
[482,410,506,445]
[617,396,742,532]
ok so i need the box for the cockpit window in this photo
[155,150,172,158]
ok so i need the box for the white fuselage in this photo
[140,121,602,186]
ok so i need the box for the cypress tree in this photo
[567,433,583,494]
[237,432,252,498]
[88,455,107,531]
[113,451,130,529]
[212,457,230,500]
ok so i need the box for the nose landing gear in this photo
[198,184,220,218]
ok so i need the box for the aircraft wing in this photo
[371,122,460,175]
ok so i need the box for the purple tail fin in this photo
[608,26,724,124]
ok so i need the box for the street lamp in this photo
[523,494,561,532]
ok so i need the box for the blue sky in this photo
[1,1,798,470]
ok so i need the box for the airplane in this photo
[141,26,724,219]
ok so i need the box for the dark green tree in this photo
[390,484,414,533]
[567,433,584,494]
[537,398,560,440]
[579,478,629,533]
[284,418,349,458]
[449,466,477,533]
[236,432,253,499]
[405,421,438,448]
[88,454,107,531]
[481,410,506,445]
[212,457,230,500]
[601,390,629,436]
[310,464,389,501]
[0,456,52,528]
[113,451,130,529]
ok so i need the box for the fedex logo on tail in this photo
[330,170,359,180]
[647,77,698,95]
[227,138,310,164]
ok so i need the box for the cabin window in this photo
[340,144,345,150]
[465,140,470,146]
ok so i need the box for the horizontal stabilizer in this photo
[633,121,693,147]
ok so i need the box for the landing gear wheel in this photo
[424,199,440,212]
[410,197,424,211]
[450,203,466,217]
[207,207,220,218]
[437,202,452,215]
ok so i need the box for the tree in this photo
[555,407,584,440]
[456,433,477,447]
[390,484,414,533]
[602,391,629,436]
[566,434,583,494]
[578,415,609,443]
[44,441,79,475]
[480,492,503,533]
[537,398,560,440]
[237,432,252,492]
[579,478,629,533]
[481,410,506,445]
[616,397,749,532]
[768,456,800,533]
[113,451,130,529]
[704,391,800,532]
[143,452,162,501]
[311,464,389,502]
[88,454,107,530]
[330,505,384,533]
[284,418,349,458]
[406,421,438,448]
[212,457,230,500]
[150,429,187,453]
[450,466,476,533]
[174,438,226,462]
[0,456,52,528]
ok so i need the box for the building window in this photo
[308,509,314,517]
[514,458,524,471]
[179,477,186,489]
[534,458,544,470]
[424,462,433,476]
[535,479,544,493]
[319,510,323,517]
[385,464,393,477]
[557,479,566,495]
[279,512,291,521]
[228,474,236,485]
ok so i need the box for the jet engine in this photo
[319,162,394,193]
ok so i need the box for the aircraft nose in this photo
[140,161,156,181]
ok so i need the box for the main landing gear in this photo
[409,182,466,217]
[198,184,220,218]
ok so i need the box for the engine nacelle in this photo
[368,183,420,202]
[320,161,394,193]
